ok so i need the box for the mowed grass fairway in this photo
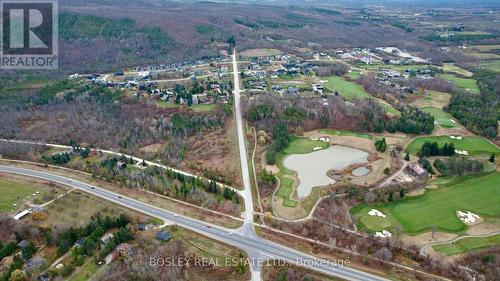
[0,177,40,212]
[276,136,329,207]
[324,76,371,100]
[433,234,500,256]
[351,172,500,234]
[406,136,500,155]
[421,107,459,128]
[318,129,373,140]
[437,73,480,94]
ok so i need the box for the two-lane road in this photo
[232,51,256,236]
[0,166,389,281]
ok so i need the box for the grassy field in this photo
[275,136,330,207]
[406,136,500,156]
[324,76,371,100]
[421,107,459,128]
[377,98,401,116]
[437,73,480,94]
[440,63,473,77]
[411,90,451,109]
[474,59,500,73]
[344,70,362,80]
[433,234,500,256]
[155,101,216,112]
[0,177,53,212]
[318,129,373,140]
[351,172,500,234]
[240,48,281,57]
[68,258,99,281]
[36,191,150,228]
[191,103,217,112]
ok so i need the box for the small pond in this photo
[284,145,368,198]
[352,167,370,177]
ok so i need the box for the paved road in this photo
[0,167,388,281]
[0,139,241,195]
[232,51,256,236]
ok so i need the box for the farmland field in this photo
[437,74,480,94]
[433,234,500,256]
[406,136,500,155]
[421,107,459,128]
[324,76,371,100]
[351,172,500,234]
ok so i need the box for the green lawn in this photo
[351,172,500,234]
[68,258,100,281]
[377,99,401,116]
[318,129,373,140]
[324,76,371,100]
[275,136,330,207]
[433,234,500,256]
[437,73,480,94]
[421,107,459,128]
[155,101,216,112]
[406,136,500,156]
[344,70,362,80]
[191,103,216,112]
[441,63,473,77]
[0,178,41,212]
[474,59,500,73]
[283,136,329,154]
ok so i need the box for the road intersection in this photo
[0,50,391,281]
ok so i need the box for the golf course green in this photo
[351,172,500,234]
[406,136,500,156]
[421,107,459,128]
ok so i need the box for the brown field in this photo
[240,48,282,57]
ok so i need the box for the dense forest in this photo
[0,81,229,164]
[445,70,499,138]
[244,94,434,136]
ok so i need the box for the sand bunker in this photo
[457,211,480,224]
[374,230,392,238]
[311,136,330,142]
[455,150,469,155]
[368,209,386,218]
[449,135,463,140]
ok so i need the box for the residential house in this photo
[74,238,85,248]
[101,233,114,245]
[156,231,172,242]
[17,240,30,249]
[407,163,429,179]
[116,243,132,256]
[105,251,120,264]
[137,223,151,231]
